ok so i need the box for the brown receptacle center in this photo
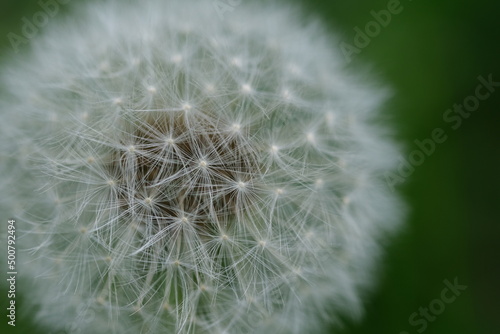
[107,112,259,233]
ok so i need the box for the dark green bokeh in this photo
[0,1,498,333]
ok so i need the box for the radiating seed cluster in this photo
[108,111,260,234]
[0,1,403,334]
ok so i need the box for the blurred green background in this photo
[0,0,498,333]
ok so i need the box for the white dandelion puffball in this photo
[0,1,403,333]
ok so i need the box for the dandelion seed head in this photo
[0,1,404,333]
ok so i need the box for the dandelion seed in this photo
[306,132,316,144]
[99,61,110,73]
[241,84,252,94]
[231,123,241,132]
[205,83,215,93]
[281,89,292,100]
[325,111,335,126]
[165,136,175,145]
[231,57,242,68]
[314,178,324,189]
[171,54,183,64]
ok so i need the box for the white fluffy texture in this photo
[0,1,403,333]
